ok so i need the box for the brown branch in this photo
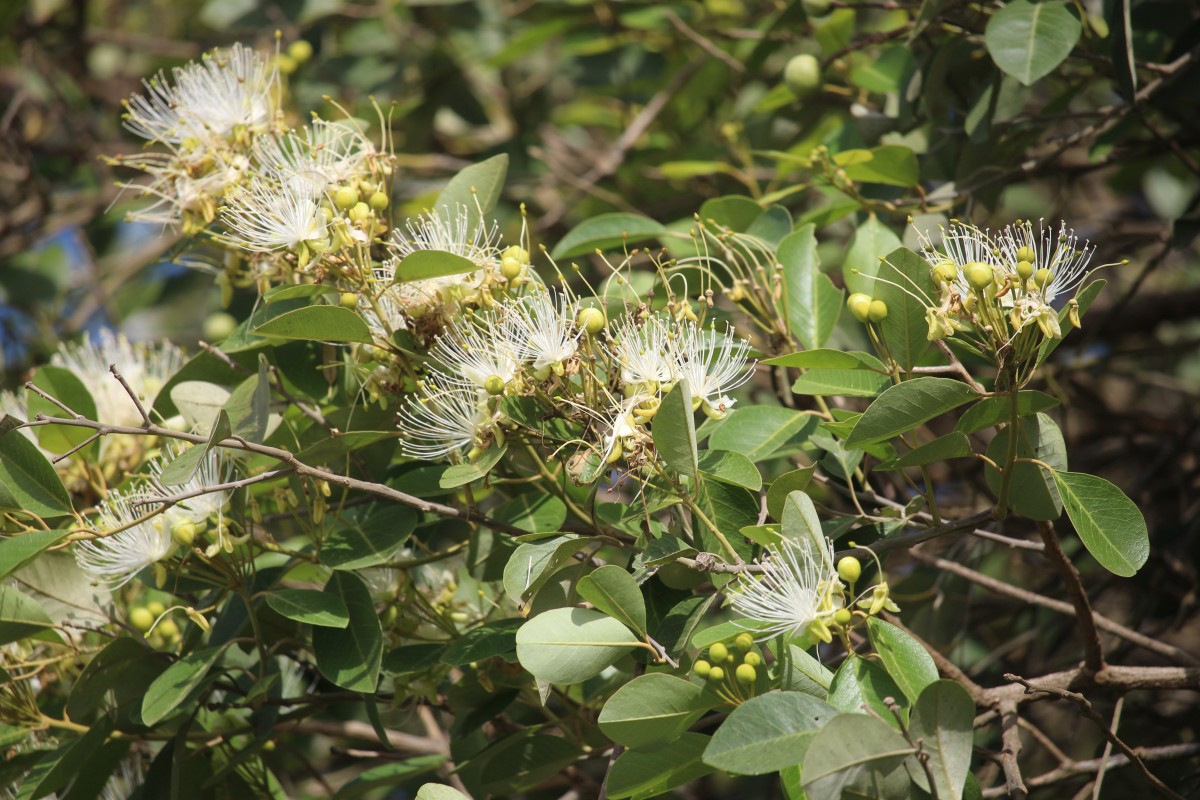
[282,719,444,755]
[998,701,1028,800]
[1036,520,1104,672]
[981,743,1200,796]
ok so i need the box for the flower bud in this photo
[171,518,196,548]
[348,202,372,223]
[1034,268,1052,289]
[576,306,607,335]
[185,606,211,633]
[933,261,958,284]
[334,186,359,210]
[1016,260,1034,281]
[735,663,757,686]
[1016,245,1036,264]
[339,292,358,308]
[483,375,506,396]
[837,556,862,584]
[707,666,725,683]
[288,40,313,63]
[834,608,853,626]
[147,601,165,617]
[847,292,873,323]
[965,262,994,291]
[693,659,712,678]
[743,651,762,667]
[867,299,888,323]
[733,632,755,654]
[157,618,180,640]
[708,642,729,663]
[130,607,155,633]
[368,191,389,211]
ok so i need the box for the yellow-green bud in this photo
[146,600,165,617]
[171,518,196,548]
[368,191,389,211]
[500,256,524,280]
[1034,268,1052,289]
[708,642,729,663]
[733,632,755,654]
[348,202,371,223]
[743,651,762,667]
[576,306,607,335]
[694,659,712,678]
[707,666,725,683]
[157,618,179,639]
[483,375,506,396]
[837,555,862,584]
[965,262,994,291]
[933,261,959,284]
[339,292,358,308]
[129,607,155,632]
[868,299,888,323]
[1016,245,1036,264]
[334,186,359,210]
[834,608,853,626]
[288,40,313,63]
[735,663,757,686]
[1016,260,1034,281]
[783,54,822,98]
[202,312,237,342]
[275,53,297,75]
[847,292,873,323]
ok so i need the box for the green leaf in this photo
[846,377,977,446]
[765,350,886,371]
[703,692,840,775]
[0,425,73,518]
[849,46,915,94]
[0,585,54,645]
[434,153,508,225]
[746,205,793,246]
[792,369,891,398]
[392,250,479,283]
[708,406,817,461]
[766,467,815,522]
[515,607,639,685]
[312,572,383,692]
[141,646,225,726]
[67,638,166,721]
[780,644,835,696]
[828,656,909,722]
[985,0,1081,86]
[550,213,667,260]
[867,618,938,704]
[802,713,916,800]
[252,306,373,344]
[502,535,587,605]
[694,480,758,562]
[265,589,349,628]
[984,412,1067,520]
[843,216,902,296]
[781,491,831,569]
[653,382,698,478]
[578,565,647,635]
[28,367,98,457]
[438,444,507,488]
[835,146,919,187]
[893,431,973,468]
[779,224,843,350]
[1050,470,1149,577]
[909,680,975,800]
[877,247,939,370]
[0,529,69,581]
[333,756,448,800]
[321,505,417,570]
[158,410,231,486]
[414,785,471,800]
[1037,279,1106,367]
[439,619,522,666]
[606,733,714,800]
[598,673,710,747]
[699,195,764,231]
[955,390,1060,434]
[491,493,567,534]
[697,449,762,491]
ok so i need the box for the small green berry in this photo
[743,651,762,667]
[694,659,712,678]
[834,608,853,626]
[933,261,959,284]
[287,40,313,63]
[368,191,389,211]
[783,54,822,98]
[339,292,358,309]
[129,607,155,632]
[483,375,506,396]
[1016,245,1036,264]
[576,307,607,335]
[333,186,359,210]
[707,666,725,683]
[837,556,862,584]
[348,202,371,223]
[1016,260,1034,281]
[733,632,755,654]
[170,518,196,548]
[1034,268,1053,289]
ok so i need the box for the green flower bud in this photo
[146,601,165,617]
[735,663,757,686]
[783,54,822,98]
[694,659,712,678]
[202,312,237,342]
[867,299,888,323]
[500,256,524,280]
[733,632,755,654]
[834,608,853,626]
[933,261,959,284]
[847,292,873,323]
[129,607,155,633]
[334,186,359,210]
[708,642,729,663]
[1034,268,1053,289]
[483,375,506,396]
[171,518,196,548]
[368,191,389,211]
[707,666,725,683]
[339,292,358,309]
[157,618,179,640]
[965,262,994,291]
[348,202,372,223]
[288,40,313,63]
[743,651,762,667]
[837,555,862,584]
[1016,260,1034,281]
[1016,245,1036,264]
[576,306,607,335]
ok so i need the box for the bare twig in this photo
[998,701,1028,800]
[109,364,152,426]
[1036,520,1105,672]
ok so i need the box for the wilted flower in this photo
[729,536,842,643]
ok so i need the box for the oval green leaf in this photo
[515,607,639,685]
[802,713,916,800]
[312,572,383,692]
[866,618,939,704]
[577,565,647,635]
[846,377,978,447]
[703,691,840,775]
[550,213,667,260]
[598,673,710,747]
[909,680,975,800]
[985,0,1081,86]
[265,589,350,628]
[1050,469,1149,577]
[141,645,225,726]
[252,305,373,344]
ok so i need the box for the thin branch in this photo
[663,10,745,73]
[1036,520,1104,672]
[997,701,1028,800]
[109,364,152,426]
[980,743,1200,796]
[23,381,82,418]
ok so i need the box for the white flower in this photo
[75,490,176,588]
[398,374,498,461]
[607,314,674,388]
[0,390,35,444]
[222,175,330,256]
[252,119,374,192]
[508,290,581,377]
[147,445,234,525]
[427,313,522,394]
[999,219,1094,305]
[50,330,186,428]
[671,321,754,418]
[729,536,842,642]
[119,160,229,229]
[387,205,502,269]
[124,42,276,148]
[915,221,1004,294]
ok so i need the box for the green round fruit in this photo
[576,307,606,335]
[1016,245,1036,264]
[743,651,762,667]
[834,608,853,625]
[334,186,359,210]
[735,663,757,686]
[130,607,155,632]
[202,312,237,342]
[837,555,862,584]
[933,261,959,284]
[339,292,358,309]
[287,40,313,63]
[1016,260,1034,281]
[1034,268,1053,289]
[694,659,713,678]
[733,632,755,654]
[707,666,725,683]
[847,292,873,323]
[368,191,389,211]
[784,54,822,98]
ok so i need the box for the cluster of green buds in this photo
[692,633,766,706]
[846,292,889,324]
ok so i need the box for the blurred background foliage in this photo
[2,0,1200,795]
